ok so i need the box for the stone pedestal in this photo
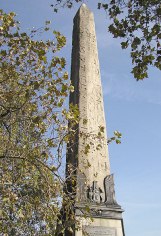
[74,174,125,236]
[75,203,125,236]
[76,218,124,236]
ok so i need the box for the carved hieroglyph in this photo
[68,4,110,201]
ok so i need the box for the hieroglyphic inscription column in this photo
[68,4,110,200]
[66,4,125,236]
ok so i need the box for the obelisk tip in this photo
[79,3,91,11]
[81,3,87,8]
[75,3,92,17]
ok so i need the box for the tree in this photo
[0,9,122,235]
[0,10,79,235]
[52,0,161,80]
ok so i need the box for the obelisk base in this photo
[75,204,125,236]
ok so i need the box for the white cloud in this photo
[122,201,161,208]
[101,71,161,105]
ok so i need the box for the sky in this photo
[1,1,161,235]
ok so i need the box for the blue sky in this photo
[1,1,161,235]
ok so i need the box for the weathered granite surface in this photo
[68,3,110,200]
[66,4,125,236]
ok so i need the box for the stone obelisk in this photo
[66,4,125,236]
